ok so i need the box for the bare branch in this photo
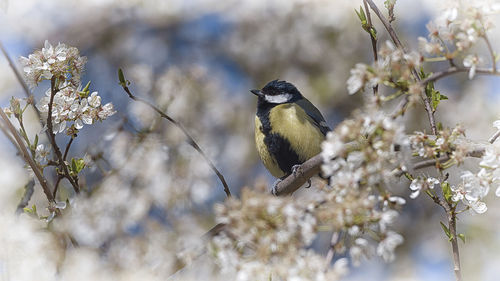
[363,0,379,96]
[63,136,75,161]
[0,108,55,203]
[489,130,500,144]
[118,72,231,197]
[449,211,462,281]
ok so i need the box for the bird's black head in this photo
[250,79,303,104]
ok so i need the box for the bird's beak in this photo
[250,89,263,97]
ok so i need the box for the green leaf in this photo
[23,204,38,217]
[355,6,366,23]
[424,78,447,112]
[369,27,377,40]
[440,221,452,240]
[437,122,444,131]
[79,80,91,98]
[70,158,86,176]
[118,68,130,87]
[355,6,375,37]
[458,233,466,243]
[442,182,452,202]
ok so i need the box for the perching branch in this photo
[118,69,231,198]
[274,154,323,196]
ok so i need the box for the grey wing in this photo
[296,98,331,136]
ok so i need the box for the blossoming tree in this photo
[0,1,499,281]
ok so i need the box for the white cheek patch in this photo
[264,93,292,103]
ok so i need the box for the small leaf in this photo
[118,68,130,87]
[71,158,77,173]
[70,157,86,175]
[82,80,91,93]
[23,204,38,217]
[369,27,377,40]
[458,233,466,243]
[355,6,366,23]
[440,221,452,240]
[79,81,91,98]
[437,122,444,131]
[442,182,452,202]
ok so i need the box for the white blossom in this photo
[36,83,115,134]
[376,231,403,262]
[19,40,87,88]
[347,63,367,94]
[463,54,483,79]
[35,144,50,163]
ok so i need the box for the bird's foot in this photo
[271,178,283,196]
[291,164,302,176]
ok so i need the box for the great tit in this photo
[251,79,331,180]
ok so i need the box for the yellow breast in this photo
[254,103,325,178]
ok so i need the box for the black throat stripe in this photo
[256,100,302,176]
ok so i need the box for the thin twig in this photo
[448,209,462,281]
[489,130,500,144]
[47,77,80,194]
[483,33,497,73]
[423,171,462,281]
[412,156,450,170]
[0,108,55,202]
[63,137,75,161]
[119,75,231,197]
[421,66,500,85]
[364,0,405,52]
[53,176,63,199]
[363,0,379,96]
[324,231,341,271]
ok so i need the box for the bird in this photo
[251,80,330,192]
